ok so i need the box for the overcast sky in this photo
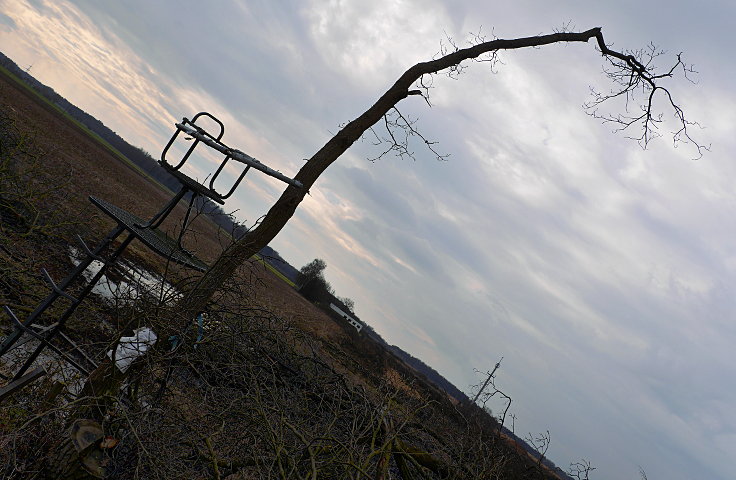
[2,1,735,478]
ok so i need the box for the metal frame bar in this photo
[175,122,302,188]
[0,367,46,402]
[161,112,225,170]
[4,307,90,377]
[177,192,197,248]
[133,186,189,229]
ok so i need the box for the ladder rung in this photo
[41,269,79,303]
[76,234,107,263]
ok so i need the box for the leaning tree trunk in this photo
[175,27,651,319]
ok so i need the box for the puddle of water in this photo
[68,246,181,305]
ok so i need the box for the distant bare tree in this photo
[526,429,552,473]
[569,459,596,480]
[339,296,355,313]
[470,358,503,405]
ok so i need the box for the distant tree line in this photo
[0,50,251,240]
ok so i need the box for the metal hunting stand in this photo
[0,112,301,401]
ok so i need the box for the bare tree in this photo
[339,296,356,313]
[470,357,503,405]
[526,429,552,473]
[175,27,702,325]
[569,459,596,480]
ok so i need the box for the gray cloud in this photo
[0,11,14,31]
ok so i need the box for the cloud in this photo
[0,11,15,31]
[304,0,453,87]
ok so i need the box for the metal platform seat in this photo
[89,196,208,272]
